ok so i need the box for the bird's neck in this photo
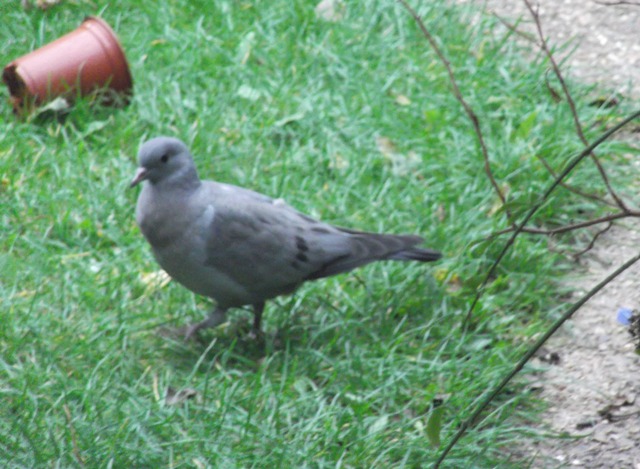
[159,166,201,193]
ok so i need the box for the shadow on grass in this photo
[151,317,318,373]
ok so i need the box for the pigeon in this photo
[131,137,441,339]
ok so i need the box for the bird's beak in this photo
[130,167,148,188]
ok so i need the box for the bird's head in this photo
[130,137,199,188]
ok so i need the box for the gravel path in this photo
[463,0,640,97]
[527,222,640,468]
[455,1,640,467]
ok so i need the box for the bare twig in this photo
[572,221,613,258]
[491,4,624,210]
[544,71,563,103]
[63,404,85,467]
[492,7,622,211]
[397,0,515,226]
[491,12,540,46]
[523,0,629,211]
[464,109,640,326]
[534,152,617,207]
[491,210,640,236]
[435,250,640,468]
[595,0,640,5]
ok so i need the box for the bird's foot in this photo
[155,324,207,342]
[163,315,264,343]
[180,308,228,341]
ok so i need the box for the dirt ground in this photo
[454,1,640,467]
[462,0,640,98]
[527,222,640,468]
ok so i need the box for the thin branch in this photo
[544,71,563,103]
[63,404,85,467]
[534,152,617,207]
[464,109,640,326]
[595,0,640,5]
[435,250,640,468]
[491,210,640,236]
[491,12,540,46]
[572,221,613,259]
[523,0,629,211]
[397,0,515,226]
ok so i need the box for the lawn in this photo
[0,0,634,467]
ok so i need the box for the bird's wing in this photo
[200,181,355,299]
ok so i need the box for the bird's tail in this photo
[389,246,442,262]
[307,230,441,280]
[352,232,441,263]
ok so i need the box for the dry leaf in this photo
[237,84,261,101]
[393,150,421,176]
[22,0,62,9]
[395,94,411,106]
[140,270,171,294]
[375,136,397,157]
[192,459,207,469]
[367,415,389,435]
[375,136,421,176]
[152,373,160,402]
[315,0,345,22]
[13,289,36,299]
[434,268,462,293]
[329,153,349,170]
[32,97,70,120]
[165,387,200,406]
[236,31,256,65]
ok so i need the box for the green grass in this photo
[0,0,636,467]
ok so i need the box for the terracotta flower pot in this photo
[2,16,133,114]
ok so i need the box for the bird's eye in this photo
[160,154,169,163]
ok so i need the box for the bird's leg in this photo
[184,307,227,340]
[249,302,265,339]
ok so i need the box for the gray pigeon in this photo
[131,137,441,339]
